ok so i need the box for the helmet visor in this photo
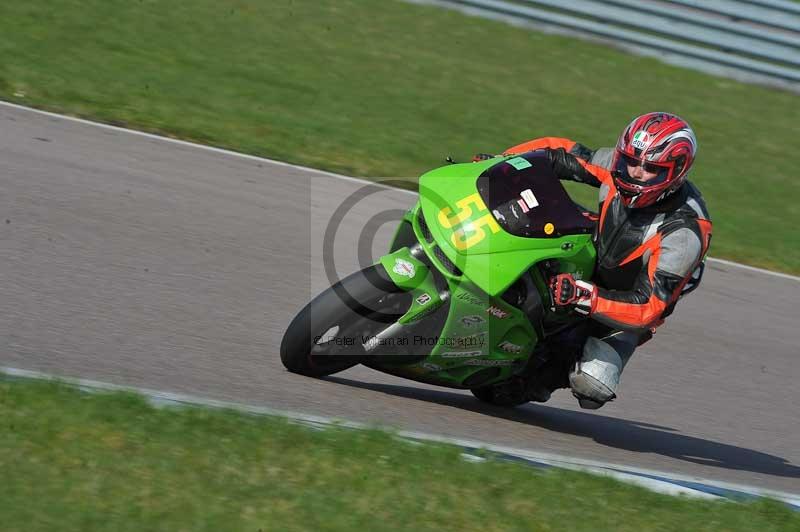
[614,152,673,187]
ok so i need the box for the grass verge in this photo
[2,379,799,532]
[0,0,798,272]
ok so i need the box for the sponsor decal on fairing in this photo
[520,188,539,209]
[460,315,486,328]
[456,292,483,307]
[464,358,515,367]
[393,258,416,278]
[441,350,483,358]
[485,305,509,319]
[498,341,523,354]
[506,157,532,171]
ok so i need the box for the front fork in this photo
[364,245,449,352]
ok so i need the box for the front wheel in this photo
[280,266,410,377]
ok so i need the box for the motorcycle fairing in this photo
[417,155,596,296]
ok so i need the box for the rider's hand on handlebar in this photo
[549,274,597,316]
[472,153,496,162]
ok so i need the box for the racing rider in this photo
[483,112,713,409]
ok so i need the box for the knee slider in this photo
[569,337,623,407]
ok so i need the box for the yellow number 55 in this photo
[438,193,486,228]
[437,193,500,250]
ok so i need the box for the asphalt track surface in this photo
[1,103,798,493]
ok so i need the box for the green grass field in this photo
[0,0,798,272]
[2,379,798,532]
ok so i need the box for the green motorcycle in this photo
[280,150,598,406]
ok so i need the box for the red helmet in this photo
[612,112,697,208]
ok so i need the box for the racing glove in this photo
[549,274,596,316]
[472,153,496,162]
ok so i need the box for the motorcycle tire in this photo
[280,265,409,377]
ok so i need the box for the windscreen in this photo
[476,151,595,239]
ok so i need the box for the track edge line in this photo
[1,99,797,283]
[2,365,798,507]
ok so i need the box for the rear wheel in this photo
[280,266,410,377]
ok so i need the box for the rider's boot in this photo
[527,382,554,403]
[526,356,570,403]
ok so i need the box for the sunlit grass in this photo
[2,379,798,531]
[0,0,797,272]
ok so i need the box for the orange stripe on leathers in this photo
[620,233,662,267]
[579,159,614,187]
[595,165,617,228]
[593,236,667,329]
[504,137,615,188]
[696,219,713,257]
[503,137,576,155]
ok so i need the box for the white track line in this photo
[1,99,798,283]
[3,366,799,506]
[705,257,800,281]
